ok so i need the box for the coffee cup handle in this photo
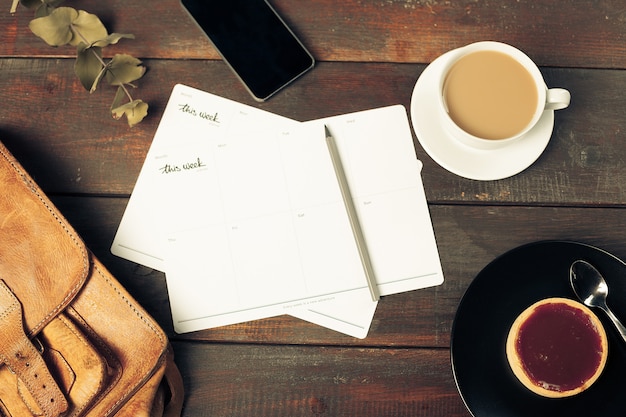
[545,88,571,111]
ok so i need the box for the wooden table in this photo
[1,1,625,416]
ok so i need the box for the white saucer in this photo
[410,50,554,181]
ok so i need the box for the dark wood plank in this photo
[2,59,626,206]
[2,0,625,68]
[50,196,626,348]
[171,342,469,417]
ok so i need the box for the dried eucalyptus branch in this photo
[12,0,148,127]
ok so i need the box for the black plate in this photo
[451,241,626,417]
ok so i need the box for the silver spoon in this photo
[570,259,626,342]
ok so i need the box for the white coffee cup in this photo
[437,41,570,150]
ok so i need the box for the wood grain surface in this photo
[1,59,624,206]
[2,0,625,416]
[2,0,625,68]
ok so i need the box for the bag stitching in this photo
[0,146,90,337]
[93,263,165,346]
[0,146,174,416]
[95,259,168,417]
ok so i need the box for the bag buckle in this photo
[0,280,68,417]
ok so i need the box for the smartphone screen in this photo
[181,0,315,101]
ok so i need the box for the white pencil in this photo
[324,125,380,302]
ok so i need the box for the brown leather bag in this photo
[0,141,184,417]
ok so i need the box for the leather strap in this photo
[162,348,185,417]
[0,280,68,417]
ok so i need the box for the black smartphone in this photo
[181,0,315,101]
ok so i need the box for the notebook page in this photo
[164,124,373,333]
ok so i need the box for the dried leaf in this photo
[110,86,126,111]
[91,33,135,48]
[75,43,104,91]
[105,54,146,86]
[112,99,149,127]
[22,2,149,127]
[90,65,108,93]
[69,10,108,46]
[29,7,109,47]
[28,6,77,46]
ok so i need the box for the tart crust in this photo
[506,297,608,398]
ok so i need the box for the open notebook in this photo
[112,84,443,338]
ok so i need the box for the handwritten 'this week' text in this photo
[159,157,206,174]
[158,103,217,174]
[178,103,220,123]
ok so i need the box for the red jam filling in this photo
[516,302,603,392]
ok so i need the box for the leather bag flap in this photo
[0,143,88,336]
